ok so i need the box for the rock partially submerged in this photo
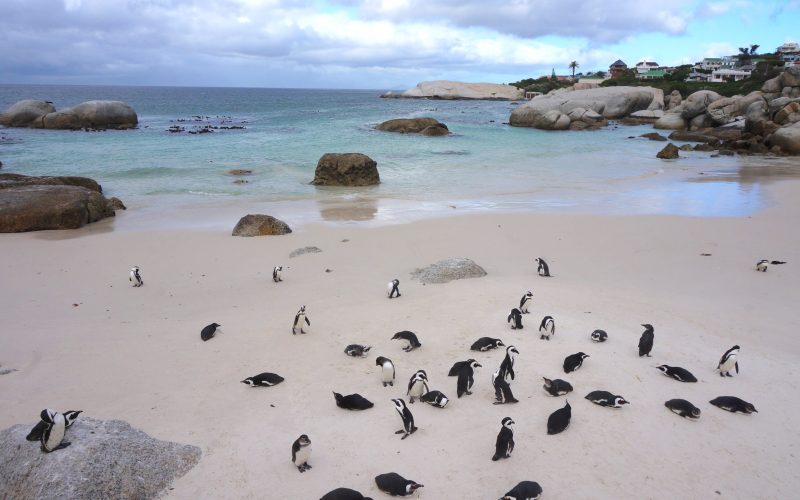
[311,153,380,186]
[657,143,680,159]
[377,118,449,136]
[410,258,487,284]
[231,214,292,237]
[0,100,137,130]
[0,416,201,500]
[383,81,524,101]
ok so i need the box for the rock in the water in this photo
[767,122,800,154]
[410,258,487,284]
[0,184,116,232]
[654,113,687,130]
[667,131,719,143]
[1,100,137,130]
[388,81,524,100]
[0,173,102,192]
[640,132,667,141]
[289,246,322,258]
[231,214,292,237]
[420,123,450,136]
[108,197,126,211]
[0,416,201,500]
[377,118,449,135]
[0,100,56,127]
[311,153,380,186]
[228,169,252,176]
[656,143,680,159]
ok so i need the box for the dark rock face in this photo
[311,153,380,186]
[640,132,667,141]
[656,143,680,159]
[377,118,449,136]
[232,214,292,236]
[0,417,201,500]
[0,100,137,130]
[667,131,719,144]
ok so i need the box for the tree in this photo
[738,44,760,66]
[569,61,579,80]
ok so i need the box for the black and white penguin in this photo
[333,392,374,410]
[375,472,424,496]
[375,356,395,387]
[344,344,372,357]
[498,346,519,382]
[585,390,629,408]
[493,369,519,404]
[291,434,312,472]
[471,337,504,352]
[391,398,417,439]
[448,358,477,376]
[709,396,758,414]
[492,417,515,461]
[241,372,285,386]
[590,329,608,343]
[27,410,82,443]
[293,306,310,335]
[563,352,589,373]
[406,370,429,403]
[420,390,449,408]
[200,322,221,341]
[38,409,70,452]
[656,365,698,383]
[638,324,654,357]
[387,279,401,298]
[273,266,283,282]
[539,316,555,340]
[508,308,523,329]
[63,410,82,428]
[320,487,374,500]
[756,259,769,272]
[499,480,542,500]
[457,360,482,398]
[542,377,573,397]
[665,399,701,419]
[129,266,143,287]
[547,401,572,435]
[534,258,551,277]
[717,345,740,377]
[391,331,422,352]
[519,291,533,313]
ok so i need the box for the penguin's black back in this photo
[448,359,473,376]
[456,364,474,397]
[334,392,374,410]
[470,337,502,351]
[375,472,413,496]
[504,480,543,499]
[543,377,573,396]
[392,330,421,346]
[320,488,372,500]
[638,329,654,356]
[200,323,219,341]
[251,372,284,385]
[563,353,584,373]
[547,402,571,434]
[492,426,514,461]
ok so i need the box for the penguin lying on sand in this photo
[375,472,423,496]
[333,392,374,410]
[344,344,371,357]
[547,401,571,435]
[471,337,504,352]
[320,488,374,500]
[585,390,628,408]
[709,396,758,414]
[665,399,701,419]
[391,331,421,352]
[542,377,573,396]
[656,365,697,383]
[241,372,284,387]
[201,322,221,341]
[500,481,543,500]
[420,390,449,408]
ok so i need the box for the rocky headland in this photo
[382,80,524,100]
[0,100,137,130]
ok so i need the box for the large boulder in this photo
[0,100,137,130]
[656,143,680,159]
[781,65,800,87]
[665,90,682,111]
[311,153,380,186]
[377,118,449,136]
[706,92,765,126]
[410,258,487,284]
[0,417,201,500]
[762,75,783,94]
[0,100,56,127]
[654,113,687,130]
[0,173,102,192]
[231,214,292,236]
[744,99,770,133]
[0,185,115,232]
[681,90,722,120]
[767,122,800,154]
[531,109,571,130]
[387,81,524,100]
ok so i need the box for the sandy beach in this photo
[2,180,800,499]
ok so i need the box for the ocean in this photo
[0,84,789,229]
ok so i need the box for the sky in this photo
[0,0,798,89]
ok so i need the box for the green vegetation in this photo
[508,76,573,94]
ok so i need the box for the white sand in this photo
[2,181,799,499]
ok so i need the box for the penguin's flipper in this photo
[54,441,71,451]
[26,421,46,441]
[305,317,310,326]
[771,260,787,264]
[735,361,739,373]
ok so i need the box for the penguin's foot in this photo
[395,430,405,434]
[493,401,504,405]
[400,433,410,440]
[509,398,519,403]
[305,463,312,469]
[719,372,725,377]
[466,391,472,395]
[540,335,545,339]
[726,373,733,377]
[54,441,71,451]
[389,382,393,386]
[409,399,415,404]
[297,466,306,473]
[397,293,401,297]
[646,354,652,357]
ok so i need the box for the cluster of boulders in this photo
[376,118,449,136]
[382,81,524,100]
[0,100,137,130]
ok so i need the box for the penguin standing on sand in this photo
[638,324,654,357]
[273,266,283,282]
[37,409,70,452]
[201,323,221,341]
[492,417,515,461]
[539,316,555,340]
[519,291,533,313]
[498,346,519,382]
[457,360,481,397]
[547,401,571,435]
[293,306,310,335]
[406,370,429,403]
[129,266,143,287]
[376,356,395,387]
[391,331,422,352]
[391,398,417,439]
[387,279,401,298]
[493,369,519,404]
[717,345,740,377]
[291,434,312,472]
[449,358,477,376]
[534,258,551,277]
[508,308,523,329]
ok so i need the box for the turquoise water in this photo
[0,84,785,227]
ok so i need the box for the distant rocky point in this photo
[0,99,137,130]
[382,81,524,101]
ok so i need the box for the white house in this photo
[710,68,751,83]
[635,61,661,74]
[777,41,800,64]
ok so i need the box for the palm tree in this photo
[569,61,579,80]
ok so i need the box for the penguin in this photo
[638,324,654,357]
[665,399,701,419]
[27,410,82,442]
[391,398,417,439]
[585,390,629,408]
[508,308,523,329]
[38,409,70,452]
[717,345,740,377]
[375,356,395,387]
[273,266,283,282]
[493,369,519,404]
[542,377,573,397]
[547,400,572,435]
[492,417,515,461]
[129,266,143,287]
[293,306,310,335]
[291,434,312,472]
[499,481,543,500]
[375,472,424,496]
[709,396,758,414]
[563,352,589,373]
[63,410,82,428]
[200,322,221,341]
[241,372,284,387]
[344,344,372,357]
[534,258,550,277]
[656,365,698,383]
[457,360,481,398]
[539,315,555,340]
[406,370,429,403]
[420,390,449,408]
[471,337,504,352]
[448,358,477,376]
[590,329,608,342]
[333,392,374,410]
[391,331,421,352]
[320,488,374,500]
[756,259,769,272]
[387,278,401,298]
[498,346,519,382]
[519,291,533,313]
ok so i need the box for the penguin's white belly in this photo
[387,282,393,293]
[719,356,737,372]
[43,416,66,451]
[294,445,311,465]
[409,382,425,398]
[382,364,394,382]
